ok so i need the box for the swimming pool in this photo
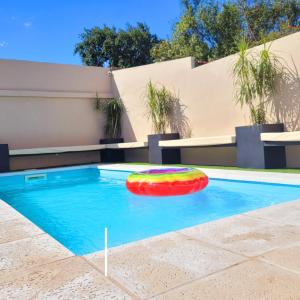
[1,166,300,255]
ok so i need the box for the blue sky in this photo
[0,0,181,65]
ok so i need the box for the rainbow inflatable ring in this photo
[126,168,208,196]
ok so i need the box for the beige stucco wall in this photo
[112,32,300,167]
[0,59,112,96]
[0,59,112,170]
[0,97,104,149]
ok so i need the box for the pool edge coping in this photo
[2,162,300,184]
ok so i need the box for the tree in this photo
[200,2,242,59]
[237,0,300,46]
[239,0,274,42]
[151,0,209,63]
[152,0,243,62]
[151,0,300,63]
[75,23,160,68]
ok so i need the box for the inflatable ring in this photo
[126,168,208,196]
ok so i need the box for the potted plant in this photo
[146,81,181,164]
[96,96,125,162]
[233,39,286,168]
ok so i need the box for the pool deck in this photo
[1,164,300,299]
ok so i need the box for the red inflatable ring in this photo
[126,168,208,196]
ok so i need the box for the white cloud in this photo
[24,21,32,28]
[0,41,7,48]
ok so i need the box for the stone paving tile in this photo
[0,257,73,300]
[259,242,300,274]
[245,199,300,227]
[85,232,245,299]
[34,257,133,300]
[154,260,300,300]
[0,200,23,222]
[0,218,43,244]
[0,234,73,277]
[0,256,133,300]
[180,214,300,257]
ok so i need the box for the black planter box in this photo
[99,138,125,163]
[148,133,181,164]
[235,124,286,169]
[0,144,9,172]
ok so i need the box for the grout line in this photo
[28,256,79,300]
[147,254,300,299]
[0,254,76,276]
[243,212,300,229]
[147,259,252,299]
[1,256,77,300]
[81,256,141,300]
[0,232,47,246]
[177,227,300,262]
[176,230,251,259]
[0,231,46,246]
[0,216,25,224]
[257,256,300,276]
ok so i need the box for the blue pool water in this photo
[1,166,300,255]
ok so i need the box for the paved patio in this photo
[1,166,300,299]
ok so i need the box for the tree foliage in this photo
[200,1,242,59]
[75,1,299,67]
[152,0,300,63]
[75,23,160,68]
[151,0,209,62]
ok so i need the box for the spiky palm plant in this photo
[96,96,124,139]
[147,81,174,134]
[233,38,283,124]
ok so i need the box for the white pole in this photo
[104,227,108,277]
